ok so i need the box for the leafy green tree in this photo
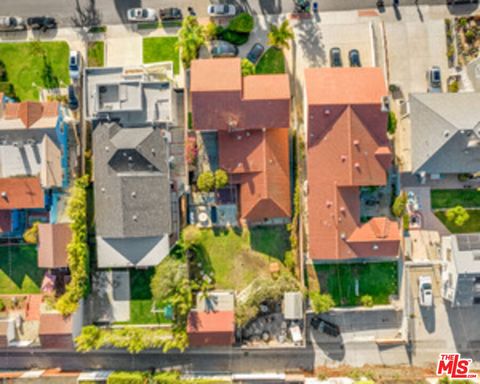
[227,12,254,33]
[23,222,39,244]
[392,192,407,218]
[204,21,219,41]
[150,257,188,303]
[310,292,335,313]
[446,205,470,227]
[197,171,215,192]
[360,295,374,307]
[214,169,229,189]
[177,16,205,68]
[268,20,294,50]
[387,111,397,135]
[241,58,256,76]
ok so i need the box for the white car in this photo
[127,8,157,22]
[207,4,236,17]
[418,276,433,307]
[0,16,26,31]
[68,50,81,81]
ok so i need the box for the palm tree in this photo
[177,16,205,68]
[268,19,294,50]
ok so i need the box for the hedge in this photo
[219,29,249,46]
[107,371,145,384]
[227,13,254,33]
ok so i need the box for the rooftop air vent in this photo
[1,192,6,198]
[372,244,379,251]
[381,96,390,112]
[444,130,450,138]
[324,109,330,116]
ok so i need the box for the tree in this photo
[23,222,39,244]
[387,111,397,135]
[241,58,256,76]
[360,295,374,307]
[150,257,188,303]
[204,21,219,41]
[182,225,202,249]
[75,325,101,352]
[197,171,215,192]
[227,13,254,33]
[268,20,294,50]
[310,292,335,313]
[446,205,470,227]
[177,16,205,68]
[392,192,407,218]
[214,169,229,189]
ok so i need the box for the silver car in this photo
[0,16,26,31]
[127,8,157,22]
[207,4,236,17]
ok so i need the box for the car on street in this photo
[428,66,441,92]
[210,40,239,58]
[330,47,342,67]
[159,8,183,22]
[349,49,361,67]
[246,43,264,64]
[310,316,340,337]
[0,16,26,32]
[27,16,57,31]
[207,4,237,17]
[69,50,81,81]
[127,8,157,22]
[418,276,433,307]
[67,85,79,110]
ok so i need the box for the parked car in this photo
[210,40,239,58]
[67,85,79,110]
[27,16,57,31]
[246,43,265,64]
[0,16,26,32]
[69,51,81,81]
[207,4,236,17]
[127,8,157,22]
[310,316,340,337]
[418,276,433,307]
[428,66,441,92]
[330,47,342,67]
[159,8,183,22]
[349,49,361,67]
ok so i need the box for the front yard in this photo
[87,41,104,67]
[315,261,399,306]
[0,245,43,294]
[143,37,180,74]
[431,189,480,209]
[0,41,70,101]
[196,226,290,291]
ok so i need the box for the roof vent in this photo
[1,191,6,199]
[246,131,250,137]
[340,155,347,162]
[443,130,450,138]
[381,96,390,112]
[101,188,105,193]
[354,162,360,169]
[131,191,136,198]
[151,148,155,154]
[237,135,242,140]
[133,215,138,222]
[340,232,346,240]
[324,109,330,116]
[340,206,346,213]
[372,244,379,251]
[326,201,332,208]
[353,140,360,146]
[105,146,109,152]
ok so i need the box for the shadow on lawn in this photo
[0,245,44,292]
[249,225,290,262]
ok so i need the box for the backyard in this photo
[435,210,480,234]
[0,41,70,101]
[0,245,43,294]
[315,261,399,306]
[431,189,480,209]
[256,47,286,74]
[87,41,104,67]
[196,226,290,291]
[143,37,180,74]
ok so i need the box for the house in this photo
[441,233,480,307]
[38,303,83,349]
[409,93,480,179]
[190,58,291,223]
[37,223,72,269]
[187,310,235,347]
[304,68,400,261]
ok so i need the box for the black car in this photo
[27,16,57,31]
[349,49,361,67]
[210,40,239,58]
[67,85,79,110]
[159,8,182,21]
[310,316,340,337]
[246,43,264,64]
[330,47,342,67]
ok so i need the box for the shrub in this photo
[214,169,229,189]
[448,80,459,93]
[23,222,39,244]
[447,45,455,59]
[402,213,410,231]
[219,29,250,45]
[106,371,146,384]
[387,111,397,135]
[197,171,215,192]
[182,225,202,249]
[0,82,16,99]
[388,84,400,93]
[204,21,220,40]
[465,29,476,43]
[227,12,254,33]
[310,292,335,313]
[241,58,256,76]
[0,60,7,82]
[0,298,5,312]
[360,295,374,307]
[446,205,470,226]
[392,192,407,218]
[186,136,197,166]
[177,16,205,68]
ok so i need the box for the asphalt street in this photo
[0,0,458,27]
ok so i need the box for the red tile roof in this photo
[0,177,44,209]
[187,311,235,334]
[191,58,291,222]
[305,68,399,261]
[37,223,72,269]
[3,101,59,128]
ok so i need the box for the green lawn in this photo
[143,37,180,74]
[315,262,398,306]
[435,209,480,233]
[127,269,170,324]
[196,226,290,291]
[431,189,480,209]
[87,41,104,67]
[256,47,286,75]
[0,245,44,294]
[0,41,70,101]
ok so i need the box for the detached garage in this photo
[187,310,235,347]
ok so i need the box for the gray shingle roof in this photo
[410,93,480,174]
[93,122,171,238]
